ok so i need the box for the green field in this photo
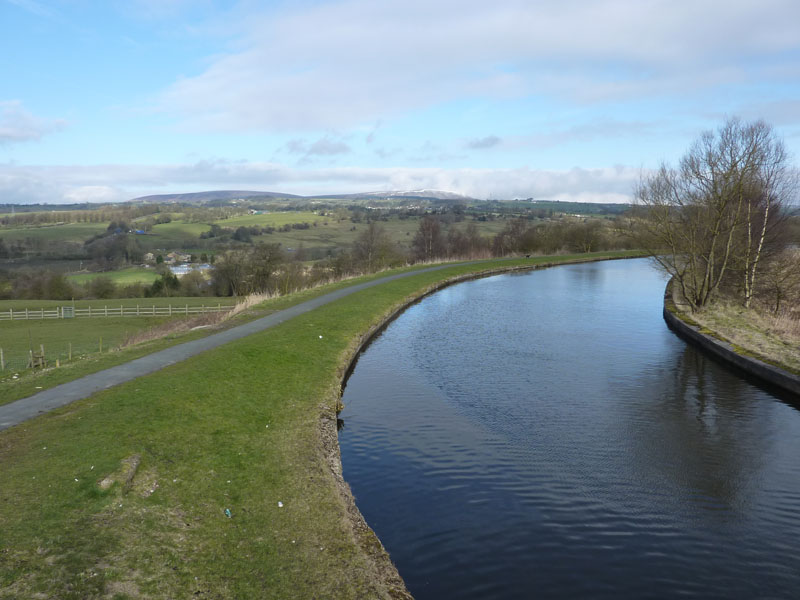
[0,297,237,374]
[0,252,641,598]
[143,221,210,249]
[215,210,324,228]
[66,267,160,286]
[0,315,176,372]
[0,221,109,243]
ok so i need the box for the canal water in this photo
[338,258,800,599]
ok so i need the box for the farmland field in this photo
[0,222,109,243]
[0,297,237,375]
[146,221,210,246]
[215,210,324,227]
[0,315,174,372]
[216,215,509,254]
[66,267,160,286]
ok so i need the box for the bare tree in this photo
[412,216,445,261]
[739,122,795,307]
[758,249,800,314]
[246,243,284,293]
[352,222,398,272]
[211,249,249,296]
[632,118,795,311]
[447,222,490,258]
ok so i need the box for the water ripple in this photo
[340,259,800,599]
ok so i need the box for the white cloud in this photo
[466,136,502,150]
[157,0,800,132]
[0,161,640,204]
[285,135,351,157]
[507,119,666,151]
[0,101,66,143]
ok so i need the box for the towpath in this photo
[0,263,463,431]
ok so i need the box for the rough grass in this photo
[0,252,642,599]
[0,299,238,380]
[0,314,177,373]
[690,300,800,374]
[0,298,237,404]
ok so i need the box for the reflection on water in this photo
[339,259,800,599]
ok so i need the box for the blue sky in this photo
[1,0,799,203]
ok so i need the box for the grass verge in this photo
[0,251,641,599]
[688,301,800,375]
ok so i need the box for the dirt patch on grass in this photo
[98,454,141,492]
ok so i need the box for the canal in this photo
[338,258,800,599]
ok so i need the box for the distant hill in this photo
[129,189,477,207]
[319,189,477,202]
[131,190,300,204]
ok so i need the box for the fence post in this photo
[185,304,188,315]
[169,304,172,316]
[9,308,12,320]
[69,342,72,361]
[99,337,103,353]
[105,305,108,317]
[137,305,140,316]
[0,348,4,370]
[25,308,28,320]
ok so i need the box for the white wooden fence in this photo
[0,304,232,321]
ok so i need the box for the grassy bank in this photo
[685,300,800,375]
[0,269,469,406]
[0,251,641,599]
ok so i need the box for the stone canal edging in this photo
[662,281,800,397]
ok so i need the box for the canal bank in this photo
[324,252,649,598]
[663,281,800,397]
[0,251,642,599]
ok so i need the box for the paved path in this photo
[0,264,470,432]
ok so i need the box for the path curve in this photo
[0,263,465,431]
